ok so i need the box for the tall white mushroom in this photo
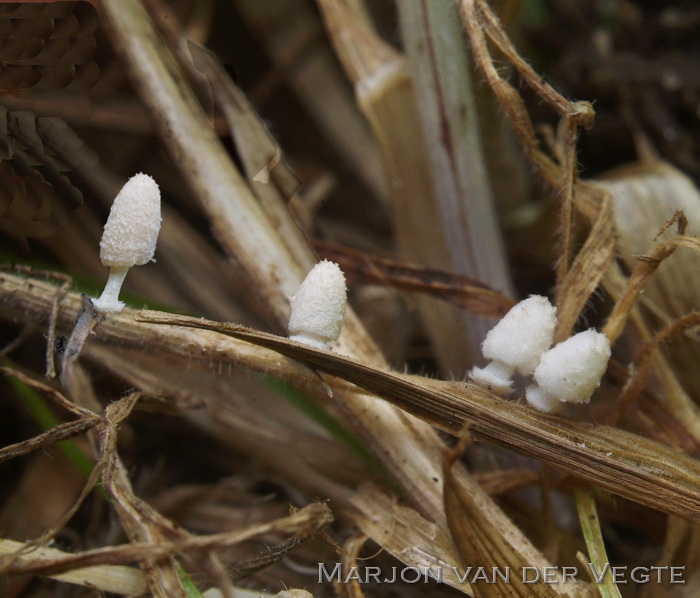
[469,295,557,395]
[525,329,611,414]
[92,173,161,313]
[288,260,347,350]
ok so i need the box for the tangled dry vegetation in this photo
[1,1,700,597]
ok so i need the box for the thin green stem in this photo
[575,486,622,598]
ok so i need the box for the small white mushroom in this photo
[92,173,161,313]
[288,260,347,350]
[525,329,611,414]
[470,295,557,395]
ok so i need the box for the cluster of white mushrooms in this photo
[470,295,611,413]
[94,175,609,416]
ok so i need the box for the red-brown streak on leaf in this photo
[314,240,516,318]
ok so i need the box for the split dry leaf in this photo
[443,450,585,598]
[349,483,469,594]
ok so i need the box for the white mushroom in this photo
[92,173,161,313]
[526,329,611,414]
[470,295,557,395]
[288,260,347,350]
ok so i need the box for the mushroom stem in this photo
[469,360,515,394]
[289,332,332,351]
[524,385,565,414]
[92,266,130,313]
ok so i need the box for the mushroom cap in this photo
[481,295,557,375]
[532,329,611,404]
[100,173,161,267]
[288,260,347,344]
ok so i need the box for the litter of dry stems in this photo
[2,1,700,596]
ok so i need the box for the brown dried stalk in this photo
[604,235,700,344]
[459,0,614,341]
[3,503,333,579]
[614,311,700,424]
[132,311,700,524]
[0,366,100,462]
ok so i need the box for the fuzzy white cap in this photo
[482,295,558,374]
[526,329,611,413]
[100,173,161,267]
[470,295,557,394]
[288,260,347,350]
[92,173,161,313]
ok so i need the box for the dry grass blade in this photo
[573,488,621,598]
[234,0,387,202]
[0,365,96,419]
[183,41,313,264]
[134,311,700,524]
